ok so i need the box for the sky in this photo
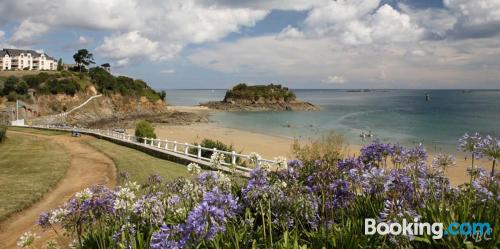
[0,0,499,89]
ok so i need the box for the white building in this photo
[0,49,57,71]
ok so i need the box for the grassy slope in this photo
[7,126,68,136]
[0,131,70,221]
[86,139,189,184]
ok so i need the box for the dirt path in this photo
[0,131,117,249]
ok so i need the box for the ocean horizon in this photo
[163,89,500,153]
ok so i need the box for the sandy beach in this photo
[145,122,493,186]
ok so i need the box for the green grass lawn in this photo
[0,132,70,222]
[86,139,189,184]
[7,126,69,136]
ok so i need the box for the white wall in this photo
[0,55,11,70]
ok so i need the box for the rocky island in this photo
[201,83,319,111]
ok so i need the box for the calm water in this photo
[164,89,500,152]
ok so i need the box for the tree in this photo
[2,76,18,96]
[160,90,166,101]
[57,58,63,71]
[135,120,156,143]
[16,81,29,95]
[73,49,95,72]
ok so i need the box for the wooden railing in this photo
[29,124,278,176]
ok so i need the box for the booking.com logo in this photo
[365,218,492,241]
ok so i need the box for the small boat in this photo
[367,130,373,137]
[425,94,430,101]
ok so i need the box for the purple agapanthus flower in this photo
[384,169,414,202]
[360,140,392,166]
[404,144,428,164]
[471,168,498,202]
[150,224,186,249]
[337,157,364,172]
[242,167,283,205]
[37,212,50,229]
[458,132,484,159]
[328,179,354,209]
[361,166,387,195]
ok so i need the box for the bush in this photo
[189,138,239,164]
[2,77,18,96]
[135,120,156,143]
[0,126,6,143]
[6,92,18,101]
[89,68,163,101]
[292,131,347,169]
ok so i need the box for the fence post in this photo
[184,143,189,154]
[164,139,169,150]
[197,145,202,158]
[173,142,177,152]
[143,138,147,145]
[158,140,162,148]
[231,151,237,165]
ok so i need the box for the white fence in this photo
[29,125,278,176]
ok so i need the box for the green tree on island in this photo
[135,120,156,143]
[73,49,95,72]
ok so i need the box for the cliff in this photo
[0,70,207,127]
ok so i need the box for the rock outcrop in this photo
[201,83,319,111]
[201,99,319,111]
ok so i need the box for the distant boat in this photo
[425,94,430,101]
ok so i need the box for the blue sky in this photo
[1,0,499,89]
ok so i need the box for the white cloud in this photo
[303,1,423,45]
[96,31,163,64]
[200,0,325,11]
[444,0,500,38]
[2,0,500,88]
[444,0,500,26]
[323,75,347,84]
[1,0,268,63]
[189,35,500,88]
[78,36,90,45]
[276,25,304,40]
[10,19,50,45]
[160,69,175,74]
[0,30,8,47]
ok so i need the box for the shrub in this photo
[135,120,156,143]
[89,67,163,101]
[189,138,239,164]
[292,131,347,168]
[2,76,18,96]
[6,92,18,101]
[0,125,6,143]
[23,75,42,88]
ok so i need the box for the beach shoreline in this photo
[143,121,492,186]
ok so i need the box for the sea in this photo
[163,89,500,153]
